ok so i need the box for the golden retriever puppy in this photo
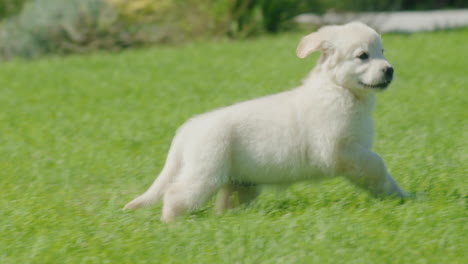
[125,22,406,222]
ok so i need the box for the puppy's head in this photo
[297,22,393,93]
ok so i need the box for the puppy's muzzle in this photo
[383,66,394,82]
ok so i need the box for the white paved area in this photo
[294,9,468,32]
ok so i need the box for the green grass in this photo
[0,29,467,263]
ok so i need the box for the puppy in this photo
[124,22,406,222]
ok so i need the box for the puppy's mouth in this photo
[358,80,391,89]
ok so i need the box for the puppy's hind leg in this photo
[161,178,225,222]
[216,183,261,214]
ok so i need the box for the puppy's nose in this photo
[383,66,394,81]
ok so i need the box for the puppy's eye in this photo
[358,52,369,60]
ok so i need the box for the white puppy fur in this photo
[124,22,406,222]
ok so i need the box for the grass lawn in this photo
[0,29,466,263]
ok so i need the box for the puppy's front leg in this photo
[340,145,406,198]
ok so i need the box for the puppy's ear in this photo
[296,27,334,59]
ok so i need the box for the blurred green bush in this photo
[0,0,28,18]
[0,0,123,59]
[0,0,322,59]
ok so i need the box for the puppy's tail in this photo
[124,145,180,210]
